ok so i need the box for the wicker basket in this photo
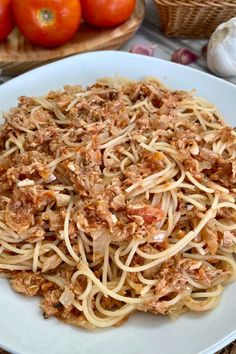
[154,0,236,38]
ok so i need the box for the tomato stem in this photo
[38,8,54,25]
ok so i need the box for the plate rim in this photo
[1,50,236,92]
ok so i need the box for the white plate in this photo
[0,51,235,354]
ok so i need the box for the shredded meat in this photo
[201,226,219,255]
[5,186,54,233]
[10,272,49,297]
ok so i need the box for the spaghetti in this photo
[0,78,235,329]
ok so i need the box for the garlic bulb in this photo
[207,17,236,77]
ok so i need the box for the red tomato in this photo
[80,0,136,27]
[12,0,81,48]
[0,0,15,42]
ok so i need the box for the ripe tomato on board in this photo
[80,0,136,27]
[12,0,81,48]
[0,0,15,42]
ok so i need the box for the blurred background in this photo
[1,0,236,84]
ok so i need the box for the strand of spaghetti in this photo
[111,240,140,293]
[143,99,157,112]
[6,136,24,153]
[140,142,178,156]
[79,231,93,247]
[151,192,162,207]
[41,243,75,266]
[178,183,196,190]
[220,194,235,203]
[77,278,93,301]
[120,157,131,173]
[177,193,206,211]
[53,120,71,125]
[53,104,68,121]
[170,189,178,211]
[218,142,228,155]
[126,276,141,291]
[204,120,225,129]
[72,299,83,312]
[6,117,34,134]
[125,163,172,193]
[129,167,179,198]
[213,141,221,154]
[95,293,136,317]
[33,97,54,110]
[111,262,118,280]
[82,290,126,327]
[165,205,176,237]
[217,202,236,210]
[194,110,207,131]
[121,149,137,163]
[191,285,223,298]
[63,199,80,263]
[0,264,31,270]
[186,172,214,193]
[119,238,137,257]
[189,194,210,202]
[30,106,41,130]
[137,272,159,286]
[0,240,32,255]
[99,123,135,149]
[62,134,79,148]
[75,242,135,300]
[48,151,76,169]
[102,243,110,286]
[87,287,127,322]
[32,241,42,272]
[157,191,171,229]
[103,139,126,166]
[89,258,103,268]
[150,161,186,193]
[206,192,214,205]
[0,252,34,264]
[214,220,236,231]
[115,199,218,271]
[140,284,153,297]
[130,97,148,110]
[107,260,113,282]
[107,152,120,164]
[0,146,19,161]
[131,142,139,161]
[78,237,88,265]
[184,295,220,311]
[76,265,147,304]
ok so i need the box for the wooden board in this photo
[0,0,145,76]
